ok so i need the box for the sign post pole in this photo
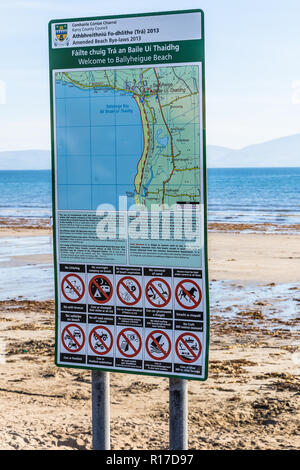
[169,378,188,450]
[92,370,110,450]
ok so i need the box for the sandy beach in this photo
[0,225,299,450]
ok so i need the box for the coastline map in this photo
[55,65,201,211]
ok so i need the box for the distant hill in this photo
[0,150,51,170]
[207,134,300,168]
[0,133,299,169]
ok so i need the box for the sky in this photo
[0,0,299,152]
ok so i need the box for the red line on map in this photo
[154,68,175,205]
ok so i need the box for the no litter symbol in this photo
[62,324,85,353]
[89,275,113,304]
[61,273,85,302]
[146,330,171,361]
[89,326,113,356]
[117,276,141,306]
[146,278,171,308]
[117,328,142,358]
[175,279,202,310]
[175,332,202,363]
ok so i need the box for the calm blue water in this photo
[208,167,300,225]
[0,170,52,219]
[0,167,300,226]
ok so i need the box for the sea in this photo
[0,167,299,311]
[208,167,300,226]
[0,167,300,226]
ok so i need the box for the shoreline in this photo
[1,218,300,235]
[0,225,299,288]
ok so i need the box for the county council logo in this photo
[54,24,69,47]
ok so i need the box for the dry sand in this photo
[0,228,299,450]
[209,231,300,283]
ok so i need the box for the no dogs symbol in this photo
[89,275,113,304]
[175,280,202,310]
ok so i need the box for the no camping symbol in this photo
[61,324,85,353]
[89,275,113,304]
[175,332,202,364]
[117,276,141,306]
[175,279,202,310]
[145,330,171,361]
[89,326,113,356]
[117,328,142,358]
[61,273,85,302]
[146,278,171,308]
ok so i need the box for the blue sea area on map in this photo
[55,79,144,210]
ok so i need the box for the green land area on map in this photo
[56,65,201,210]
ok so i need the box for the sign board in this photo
[49,9,209,381]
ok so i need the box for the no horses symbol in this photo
[175,279,202,310]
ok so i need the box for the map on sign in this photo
[55,65,200,210]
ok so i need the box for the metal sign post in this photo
[92,370,110,450]
[169,378,188,450]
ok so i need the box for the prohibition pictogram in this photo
[146,278,171,308]
[117,276,142,306]
[89,275,113,304]
[89,325,113,356]
[117,328,142,358]
[175,332,202,363]
[145,330,171,361]
[61,323,85,353]
[175,279,202,310]
[61,273,85,302]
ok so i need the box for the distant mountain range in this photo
[207,134,300,168]
[0,133,299,169]
[0,150,51,170]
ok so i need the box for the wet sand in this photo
[0,224,299,449]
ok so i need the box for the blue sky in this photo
[0,0,299,151]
